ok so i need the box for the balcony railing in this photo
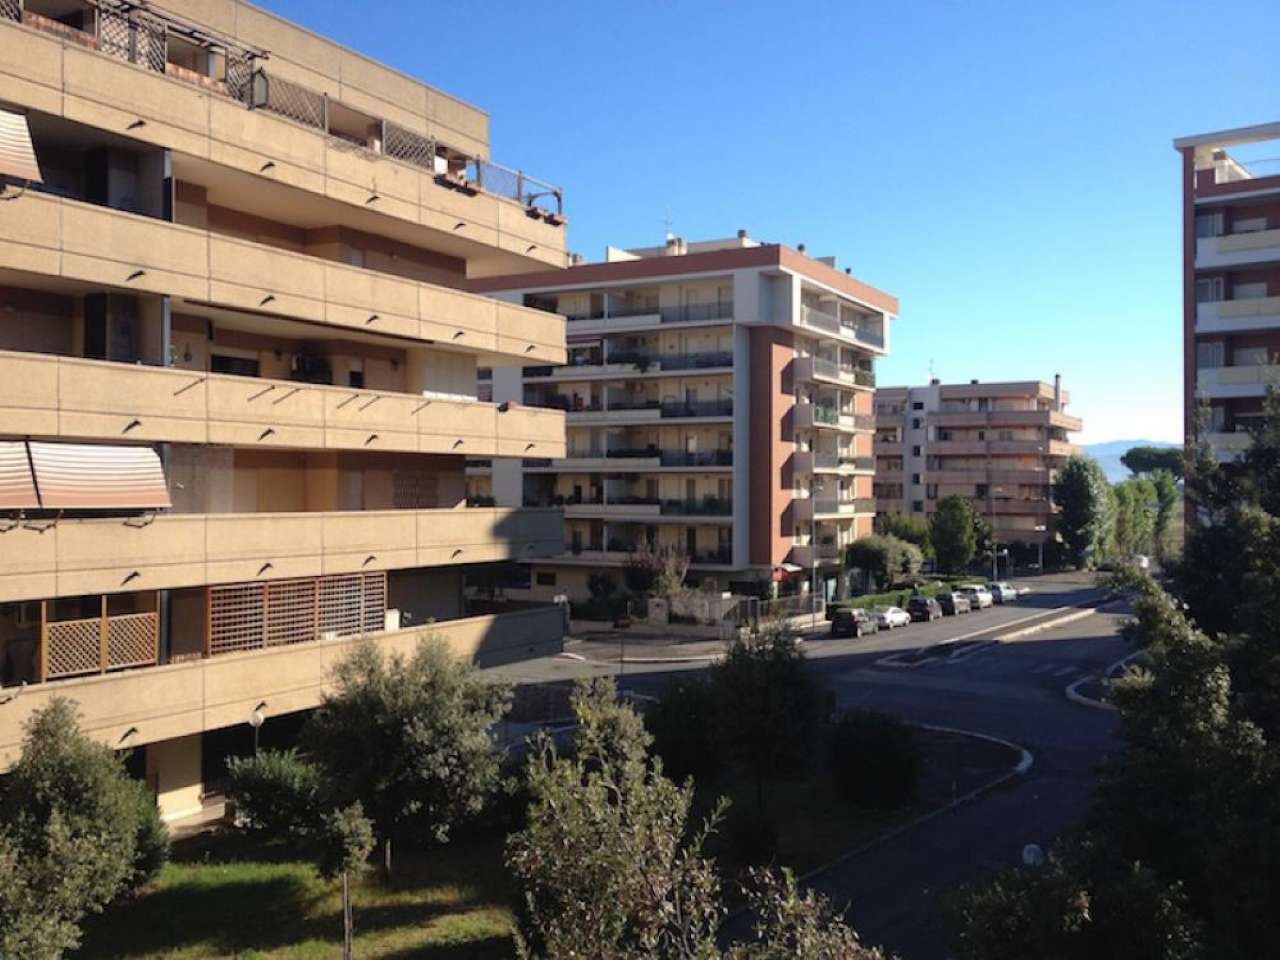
[691,547,734,565]
[660,303,734,324]
[606,349,734,371]
[661,498,733,516]
[660,450,734,467]
[564,302,661,324]
[662,398,734,418]
[44,611,159,681]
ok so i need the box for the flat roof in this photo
[470,243,899,316]
[1173,121,1280,151]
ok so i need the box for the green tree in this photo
[507,679,888,960]
[930,495,978,572]
[1120,445,1185,479]
[1053,456,1115,566]
[710,631,824,807]
[225,748,327,838]
[1151,468,1180,558]
[302,636,512,856]
[506,677,725,959]
[317,803,376,960]
[0,699,169,959]
[845,534,922,590]
[876,512,933,559]
[1113,477,1157,557]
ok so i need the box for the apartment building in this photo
[0,0,570,819]
[1175,122,1280,462]
[874,378,1081,555]
[471,233,897,601]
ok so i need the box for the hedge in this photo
[831,576,990,614]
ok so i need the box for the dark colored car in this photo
[937,592,972,616]
[906,595,943,622]
[830,607,879,638]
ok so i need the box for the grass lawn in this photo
[75,831,519,960]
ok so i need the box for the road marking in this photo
[1053,665,1077,677]
[1030,663,1057,674]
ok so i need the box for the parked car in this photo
[990,582,1018,604]
[875,605,912,629]
[831,607,879,638]
[938,592,971,616]
[959,585,994,609]
[907,595,943,622]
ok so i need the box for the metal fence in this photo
[257,72,326,130]
[384,120,437,170]
[469,158,563,216]
[661,303,734,324]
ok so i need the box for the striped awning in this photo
[28,442,171,510]
[0,108,43,183]
[0,441,38,510]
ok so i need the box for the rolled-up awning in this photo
[28,441,171,510]
[0,441,38,510]
[0,107,43,183]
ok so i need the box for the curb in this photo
[1064,650,1141,712]
[794,723,1034,886]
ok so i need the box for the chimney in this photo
[665,236,681,256]
[930,378,940,386]
[570,252,584,266]
[970,379,979,385]
[844,268,851,275]
[737,228,749,239]
[1053,373,1062,409]
[797,243,806,254]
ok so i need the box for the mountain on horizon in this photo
[1083,439,1179,483]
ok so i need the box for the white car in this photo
[959,585,994,609]
[990,582,1018,604]
[875,605,912,629]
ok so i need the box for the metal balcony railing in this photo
[661,303,734,324]
[661,498,733,516]
[662,398,733,418]
[660,450,734,467]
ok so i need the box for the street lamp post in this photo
[249,705,265,754]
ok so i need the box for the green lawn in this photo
[75,831,519,960]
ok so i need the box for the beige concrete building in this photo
[0,0,569,818]
[472,233,898,602]
[873,378,1081,556]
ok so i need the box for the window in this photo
[912,500,924,513]
[1195,212,1224,239]
[911,445,921,456]
[912,401,924,411]
[1233,282,1268,301]
[348,369,365,388]
[535,572,557,587]
[211,354,261,378]
[977,431,985,441]
[938,429,952,440]
[1234,345,1269,366]
[1197,341,1225,369]
[925,484,938,499]
[976,484,989,498]
[1233,216,1267,234]
[911,417,922,429]
[1196,277,1224,303]
[911,473,921,484]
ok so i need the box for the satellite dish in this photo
[1021,843,1045,867]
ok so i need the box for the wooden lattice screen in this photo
[209,573,387,656]
[44,608,159,680]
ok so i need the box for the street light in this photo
[249,704,266,753]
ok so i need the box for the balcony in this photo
[1197,297,1280,334]
[0,350,565,459]
[793,450,875,474]
[788,542,843,567]
[0,507,564,605]
[0,604,564,764]
[0,193,566,364]
[794,497,875,521]
[796,306,886,353]
[929,409,1083,432]
[1196,229,1280,269]
[0,15,565,270]
[794,355,876,390]
[795,404,874,432]
[983,498,1053,517]
[1205,429,1252,462]
[1196,364,1280,398]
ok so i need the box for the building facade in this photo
[472,234,897,601]
[873,379,1081,556]
[1175,123,1280,462]
[0,0,569,818]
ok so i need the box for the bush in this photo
[845,535,923,590]
[225,748,326,838]
[129,783,170,888]
[829,710,922,810]
[645,676,722,784]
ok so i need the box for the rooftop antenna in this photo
[928,357,936,382]
[663,207,674,243]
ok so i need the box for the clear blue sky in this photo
[264,0,1280,444]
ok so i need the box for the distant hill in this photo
[1083,440,1179,483]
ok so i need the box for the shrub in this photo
[645,676,722,784]
[225,748,326,838]
[829,710,922,810]
[845,535,922,590]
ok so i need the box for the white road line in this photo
[1030,663,1057,675]
[1053,665,1077,677]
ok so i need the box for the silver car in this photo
[959,585,994,609]
[875,605,912,629]
[990,582,1018,603]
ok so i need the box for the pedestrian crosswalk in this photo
[908,648,1084,678]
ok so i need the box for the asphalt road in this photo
[490,573,1126,960]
